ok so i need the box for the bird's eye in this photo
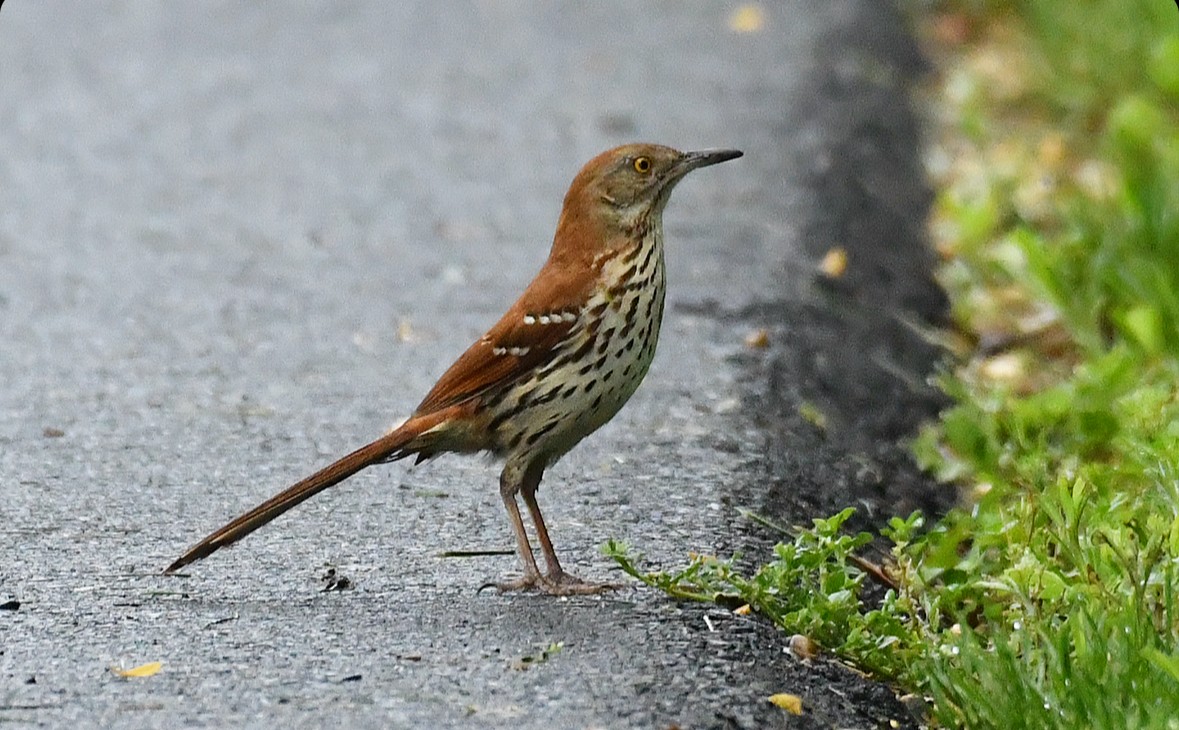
[633,157,652,174]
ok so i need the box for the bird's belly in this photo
[494,281,665,463]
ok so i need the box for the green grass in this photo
[607,510,933,685]
[608,1,1179,726]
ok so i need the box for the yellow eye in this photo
[633,157,652,174]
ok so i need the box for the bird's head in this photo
[557,143,742,239]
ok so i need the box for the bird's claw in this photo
[479,570,622,596]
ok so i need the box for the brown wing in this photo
[412,259,594,415]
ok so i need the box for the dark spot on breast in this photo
[638,242,655,273]
[585,316,602,338]
[612,275,653,295]
[626,296,641,322]
[597,328,616,355]
[487,403,523,433]
[571,335,596,362]
[583,379,597,393]
[622,239,644,262]
[525,420,561,446]
[531,386,563,405]
[483,392,506,411]
[645,295,658,320]
[535,352,567,377]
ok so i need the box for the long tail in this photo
[164,409,455,574]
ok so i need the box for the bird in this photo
[164,143,743,595]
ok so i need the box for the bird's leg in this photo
[516,464,565,579]
[519,464,619,596]
[485,463,544,592]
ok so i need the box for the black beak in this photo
[657,148,743,197]
[680,149,744,170]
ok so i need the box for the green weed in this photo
[608,1,1179,725]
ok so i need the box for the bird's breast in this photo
[488,227,667,463]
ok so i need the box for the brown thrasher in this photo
[165,143,742,595]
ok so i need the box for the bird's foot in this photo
[478,570,621,596]
[541,570,622,596]
[477,571,541,594]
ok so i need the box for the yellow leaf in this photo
[819,247,848,278]
[769,693,803,715]
[743,329,770,349]
[728,5,765,33]
[798,401,828,431]
[112,661,163,678]
[733,604,752,616]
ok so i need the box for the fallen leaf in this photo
[112,661,163,678]
[744,329,770,349]
[769,693,803,715]
[729,4,765,33]
[733,604,752,616]
[819,247,848,278]
[798,402,828,431]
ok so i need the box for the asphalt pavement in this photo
[1,2,946,728]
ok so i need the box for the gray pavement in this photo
[1,2,937,728]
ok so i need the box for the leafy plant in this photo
[610,1,1179,726]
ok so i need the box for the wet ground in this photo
[1,1,951,727]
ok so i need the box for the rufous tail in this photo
[163,409,452,574]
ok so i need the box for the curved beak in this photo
[680,148,744,171]
[652,148,742,204]
[661,148,743,189]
